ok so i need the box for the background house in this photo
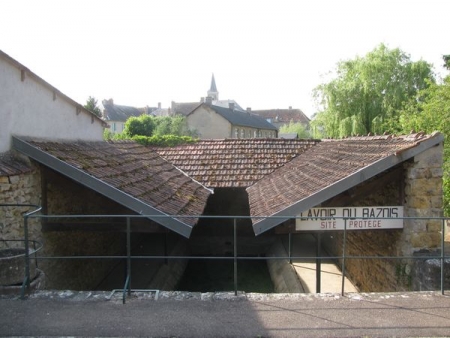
[250,107,311,130]
[186,101,278,139]
[172,74,277,139]
[102,99,147,134]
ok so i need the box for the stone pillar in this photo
[402,142,444,256]
[402,142,444,290]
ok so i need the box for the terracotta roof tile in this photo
[28,140,211,226]
[251,108,310,124]
[153,139,320,188]
[0,153,33,176]
[247,134,439,221]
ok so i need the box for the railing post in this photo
[316,232,321,293]
[126,217,131,296]
[341,218,347,296]
[288,232,292,264]
[234,218,237,296]
[441,218,445,295]
[21,214,31,299]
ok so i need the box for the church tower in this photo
[207,74,219,100]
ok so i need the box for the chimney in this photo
[246,107,251,113]
[229,102,235,110]
[102,98,113,106]
[289,106,292,110]
[200,97,205,103]
[158,102,161,109]
[205,96,213,105]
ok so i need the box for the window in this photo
[241,129,245,138]
[235,128,239,138]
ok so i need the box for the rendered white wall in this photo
[0,56,105,153]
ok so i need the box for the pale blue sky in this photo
[1,0,448,117]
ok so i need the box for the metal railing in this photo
[0,204,42,298]
[1,207,449,303]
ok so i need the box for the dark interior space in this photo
[176,259,274,293]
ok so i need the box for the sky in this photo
[1,0,448,117]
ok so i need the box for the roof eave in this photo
[12,136,194,238]
[251,133,444,235]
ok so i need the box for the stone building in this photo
[186,102,278,139]
[0,50,447,293]
[102,99,146,134]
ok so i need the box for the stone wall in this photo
[266,239,303,293]
[321,175,404,291]
[38,167,132,289]
[0,161,41,245]
[402,143,444,255]
[403,143,445,291]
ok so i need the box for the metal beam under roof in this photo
[251,133,444,236]
[13,136,194,238]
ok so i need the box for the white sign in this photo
[296,206,404,231]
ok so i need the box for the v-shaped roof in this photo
[13,137,212,238]
[247,132,444,235]
[11,132,443,237]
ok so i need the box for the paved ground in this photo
[1,290,450,337]
[289,234,358,293]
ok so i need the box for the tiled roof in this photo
[22,140,212,229]
[212,100,244,111]
[102,102,143,122]
[209,105,278,131]
[172,102,202,116]
[154,139,320,188]
[251,108,310,125]
[247,133,443,233]
[0,153,33,176]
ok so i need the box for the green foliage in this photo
[84,96,102,117]
[311,44,434,138]
[443,55,450,70]
[124,114,155,137]
[123,114,195,138]
[103,129,128,141]
[132,134,197,147]
[279,121,311,138]
[152,116,195,137]
[398,76,450,214]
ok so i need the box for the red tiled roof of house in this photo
[27,140,212,227]
[247,133,442,227]
[251,108,310,124]
[154,138,320,188]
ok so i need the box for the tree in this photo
[397,57,450,214]
[124,114,155,137]
[123,114,195,138]
[279,121,310,138]
[443,55,450,70]
[153,116,193,137]
[84,96,102,118]
[311,44,435,138]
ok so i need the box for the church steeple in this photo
[207,73,219,100]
